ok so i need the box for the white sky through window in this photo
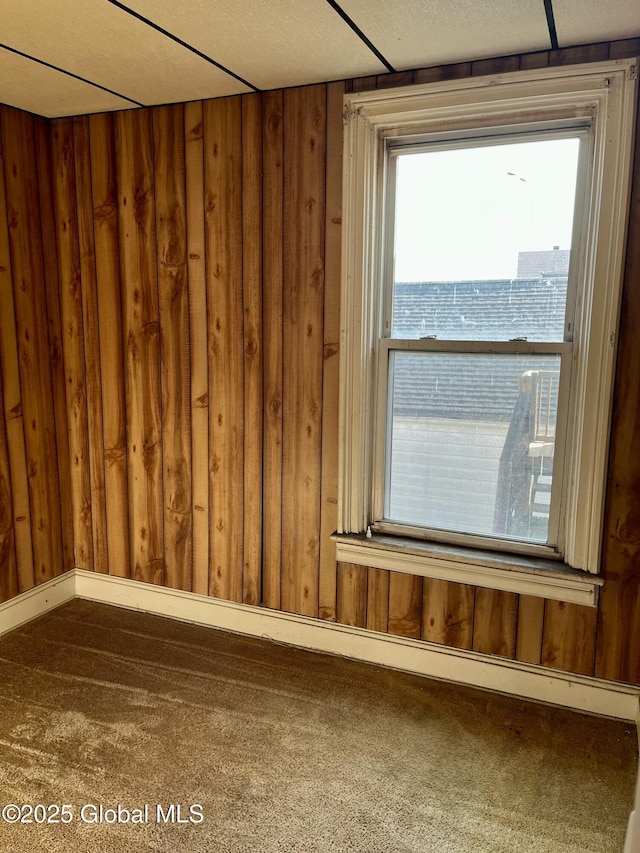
[393,137,581,282]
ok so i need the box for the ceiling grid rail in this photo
[544,0,560,50]
[323,0,396,72]
[0,42,143,107]
[105,0,261,94]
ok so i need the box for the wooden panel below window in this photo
[337,562,368,628]
[473,589,518,659]
[542,601,598,676]
[388,572,423,639]
[422,578,474,650]
[367,568,390,633]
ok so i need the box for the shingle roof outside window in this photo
[391,277,566,423]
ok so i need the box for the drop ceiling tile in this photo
[0,48,134,118]
[0,0,251,112]
[108,0,387,91]
[338,0,551,70]
[553,0,640,46]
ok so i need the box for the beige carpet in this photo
[0,600,636,852]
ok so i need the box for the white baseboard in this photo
[2,569,638,723]
[0,572,75,637]
[73,569,640,723]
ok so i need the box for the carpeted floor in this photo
[0,600,636,852]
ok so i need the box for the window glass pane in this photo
[386,351,562,544]
[391,137,580,341]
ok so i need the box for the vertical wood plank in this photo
[519,52,551,71]
[318,81,344,622]
[388,572,423,638]
[422,578,475,649]
[184,101,209,597]
[204,96,244,603]
[89,112,131,579]
[366,568,389,633]
[473,589,518,658]
[281,85,326,617]
[349,76,378,93]
[0,112,34,591]
[262,89,284,611]
[242,93,263,607]
[153,104,192,592]
[376,71,415,89]
[414,62,473,84]
[34,119,74,573]
[336,562,368,627]
[115,109,164,585]
[0,363,18,601]
[471,56,521,76]
[1,108,62,584]
[516,595,545,665]
[549,44,610,67]
[542,601,598,676]
[50,119,94,570]
[73,115,108,573]
[609,39,640,60]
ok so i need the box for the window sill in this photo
[332,533,602,607]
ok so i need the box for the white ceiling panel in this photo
[0,0,251,111]
[110,0,387,91]
[0,47,133,118]
[337,0,551,70]
[553,0,640,46]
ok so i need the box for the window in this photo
[336,60,638,605]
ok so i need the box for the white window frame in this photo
[336,60,638,607]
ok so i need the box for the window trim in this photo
[337,59,638,601]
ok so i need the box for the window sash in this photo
[373,339,573,556]
[381,127,590,346]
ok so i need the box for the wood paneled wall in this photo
[1,39,639,686]
[0,107,70,600]
[39,86,343,614]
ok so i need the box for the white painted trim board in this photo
[0,572,75,636]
